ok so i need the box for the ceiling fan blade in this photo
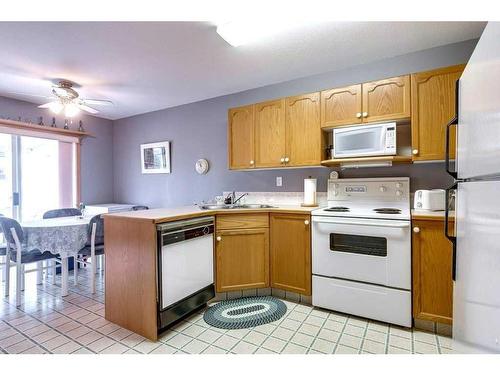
[81,98,113,106]
[77,103,99,114]
[7,92,54,99]
[38,102,56,109]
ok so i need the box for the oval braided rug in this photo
[203,296,287,329]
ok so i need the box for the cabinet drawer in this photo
[216,213,269,230]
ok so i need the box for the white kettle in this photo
[413,189,446,211]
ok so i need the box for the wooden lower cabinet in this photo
[215,227,269,292]
[270,214,311,295]
[412,218,454,324]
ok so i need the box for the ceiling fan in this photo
[10,80,113,117]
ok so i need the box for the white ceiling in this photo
[0,21,486,120]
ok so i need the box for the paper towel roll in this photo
[303,178,317,206]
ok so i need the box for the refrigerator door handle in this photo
[445,182,457,280]
[445,117,458,179]
[445,80,460,179]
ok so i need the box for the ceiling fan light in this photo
[48,101,64,114]
[64,103,80,117]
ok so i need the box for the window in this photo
[0,131,79,221]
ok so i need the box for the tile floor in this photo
[0,266,454,354]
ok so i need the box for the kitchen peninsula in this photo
[104,205,316,341]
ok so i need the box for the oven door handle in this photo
[313,217,410,228]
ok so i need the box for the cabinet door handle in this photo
[413,227,420,233]
[412,149,419,155]
[356,112,362,118]
[362,112,368,118]
[216,236,222,241]
[304,220,309,225]
[249,160,254,165]
[280,157,285,163]
[284,157,290,163]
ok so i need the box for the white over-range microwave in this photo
[333,122,397,158]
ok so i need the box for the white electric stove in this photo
[311,177,412,327]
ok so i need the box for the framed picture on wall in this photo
[140,141,171,174]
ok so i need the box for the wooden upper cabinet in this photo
[411,64,465,161]
[254,99,286,168]
[362,75,411,123]
[320,85,362,128]
[412,218,454,324]
[285,93,321,166]
[228,105,255,169]
[270,214,311,296]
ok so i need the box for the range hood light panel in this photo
[340,161,393,169]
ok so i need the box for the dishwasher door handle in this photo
[161,224,213,237]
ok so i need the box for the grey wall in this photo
[113,39,477,208]
[0,96,114,204]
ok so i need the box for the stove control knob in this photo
[396,190,403,196]
[379,186,387,192]
[396,182,403,188]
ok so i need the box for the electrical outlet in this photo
[276,176,282,187]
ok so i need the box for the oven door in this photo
[312,216,411,290]
[333,124,387,158]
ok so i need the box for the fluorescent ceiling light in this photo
[216,20,313,47]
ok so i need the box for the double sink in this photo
[199,204,275,210]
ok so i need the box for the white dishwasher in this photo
[156,216,215,331]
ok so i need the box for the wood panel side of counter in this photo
[104,216,158,341]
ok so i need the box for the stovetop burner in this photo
[325,206,350,212]
[373,208,402,214]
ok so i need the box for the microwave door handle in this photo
[380,128,386,151]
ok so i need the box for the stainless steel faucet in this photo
[224,191,248,205]
[232,192,248,205]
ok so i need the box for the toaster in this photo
[413,189,446,211]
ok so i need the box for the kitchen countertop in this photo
[105,204,321,224]
[106,205,455,223]
[411,209,455,220]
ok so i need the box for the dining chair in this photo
[43,208,82,219]
[0,214,6,283]
[42,208,82,285]
[75,214,104,294]
[132,205,149,211]
[0,216,59,306]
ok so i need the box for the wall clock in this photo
[195,159,209,174]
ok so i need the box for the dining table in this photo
[22,215,91,296]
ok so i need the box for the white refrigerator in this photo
[449,22,500,353]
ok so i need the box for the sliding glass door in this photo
[0,133,16,218]
[19,136,60,221]
[0,132,75,221]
